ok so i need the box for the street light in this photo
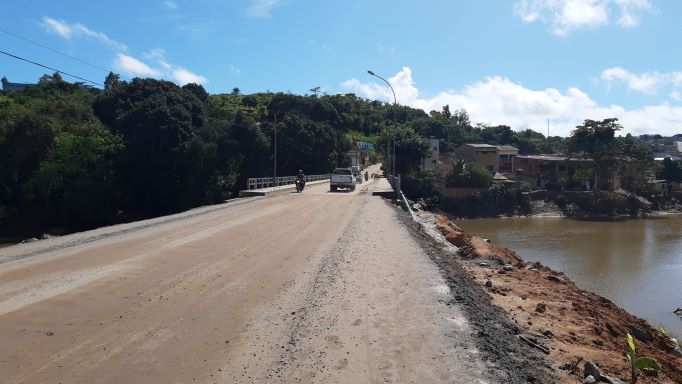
[367,70,397,176]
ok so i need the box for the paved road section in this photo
[0,168,496,383]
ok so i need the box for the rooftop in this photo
[515,155,593,162]
[496,145,519,152]
[462,143,498,149]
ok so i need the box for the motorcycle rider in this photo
[296,169,305,190]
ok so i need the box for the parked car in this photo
[330,168,356,192]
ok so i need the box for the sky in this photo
[2,0,682,137]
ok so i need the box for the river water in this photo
[457,216,682,337]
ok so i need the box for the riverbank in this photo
[525,190,682,221]
[431,189,682,221]
[434,213,682,383]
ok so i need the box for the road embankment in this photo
[434,214,682,384]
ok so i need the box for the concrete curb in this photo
[239,179,330,197]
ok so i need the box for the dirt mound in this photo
[436,215,522,265]
[436,213,682,383]
[434,216,472,246]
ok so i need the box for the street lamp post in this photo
[367,70,397,176]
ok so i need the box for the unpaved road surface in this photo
[0,171,550,383]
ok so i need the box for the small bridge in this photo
[239,174,330,197]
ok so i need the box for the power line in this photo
[0,49,315,155]
[0,49,218,126]
[0,28,281,134]
[0,49,103,88]
[261,126,316,155]
[0,27,112,74]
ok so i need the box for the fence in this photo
[246,174,331,190]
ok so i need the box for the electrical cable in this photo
[0,47,326,156]
[0,29,303,136]
[0,27,113,74]
[0,49,104,88]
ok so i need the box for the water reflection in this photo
[458,216,682,337]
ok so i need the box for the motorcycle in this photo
[364,172,369,181]
[295,179,305,193]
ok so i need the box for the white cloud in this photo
[601,67,664,94]
[229,65,241,75]
[42,17,72,38]
[246,0,281,18]
[42,16,127,51]
[164,1,178,9]
[114,52,208,85]
[342,66,682,137]
[670,91,681,102]
[172,68,208,85]
[144,48,172,69]
[513,0,652,36]
[601,67,682,95]
[114,54,161,77]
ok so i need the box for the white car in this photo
[330,168,356,192]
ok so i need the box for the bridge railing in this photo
[246,174,331,190]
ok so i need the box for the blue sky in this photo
[2,0,682,136]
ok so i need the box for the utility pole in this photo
[547,118,550,138]
[273,113,277,187]
[367,70,397,176]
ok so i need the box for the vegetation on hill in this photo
[3,72,663,234]
[0,73,436,234]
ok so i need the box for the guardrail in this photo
[246,174,331,190]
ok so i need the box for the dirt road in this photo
[0,172,546,383]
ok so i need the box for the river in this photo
[457,215,682,338]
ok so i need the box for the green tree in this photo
[0,106,54,205]
[480,124,514,144]
[658,157,682,182]
[104,72,120,91]
[565,118,622,191]
[445,160,492,188]
[93,78,207,214]
[468,164,493,188]
[27,122,124,227]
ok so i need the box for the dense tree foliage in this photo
[565,118,652,190]
[0,73,592,234]
[445,159,492,188]
[658,157,682,182]
[0,74,423,233]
